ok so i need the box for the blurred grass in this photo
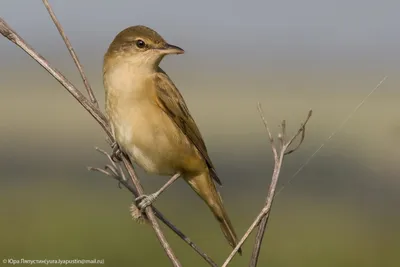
[0,179,399,267]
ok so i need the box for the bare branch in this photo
[285,110,312,155]
[245,76,386,266]
[222,107,311,267]
[221,148,286,267]
[248,109,312,267]
[0,18,109,136]
[119,157,184,266]
[221,106,312,267]
[42,0,98,107]
[280,120,287,145]
[257,103,278,160]
[88,167,113,177]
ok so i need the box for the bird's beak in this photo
[158,43,185,55]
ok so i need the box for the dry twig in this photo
[221,105,312,267]
[0,16,218,267]
[248,107,312,267]
[42,0,98,107]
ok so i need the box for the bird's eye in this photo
[136,39,146,48]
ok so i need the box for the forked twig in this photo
[284,112,312,155]
[221,104,312,267]
[0,19,109,135]
[248,107,312,267]
[42,0,98,108]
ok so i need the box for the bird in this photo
[103,25,240,253]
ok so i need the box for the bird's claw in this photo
[111,142,123,162]
[135,193,158,212]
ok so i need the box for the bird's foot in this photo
[135,193,159,212]
[130,203,148,224]
[111,142,122,162]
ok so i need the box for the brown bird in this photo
[103,25,240,252]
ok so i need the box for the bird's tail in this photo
[185,171,242,254]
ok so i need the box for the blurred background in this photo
[1,0,399,266]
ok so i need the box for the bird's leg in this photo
[136,172,181,211]
[111,141,123,162]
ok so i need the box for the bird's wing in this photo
[153,71,222,185]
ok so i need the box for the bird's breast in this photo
[104,65,205,175]
[109,99,201,175]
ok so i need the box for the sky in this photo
[1,0,400,71]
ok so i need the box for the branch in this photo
[248,106,312,267]
[42,0,98,108]
[0,16,218,267]
[221,104,312,267]
[0,18,109,137]
[122,156,181,266]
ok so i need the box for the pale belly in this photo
[110,103,201,175]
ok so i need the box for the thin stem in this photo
[121,156,182,267]
[222,147,285,267]
[42,0,99,107]
[222,105,312,267]
[0,18,109,137]
[248,148,285,267]
[248,109,313,267]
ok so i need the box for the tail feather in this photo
[185,171,242,254]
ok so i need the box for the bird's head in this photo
[104,25,184,69]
